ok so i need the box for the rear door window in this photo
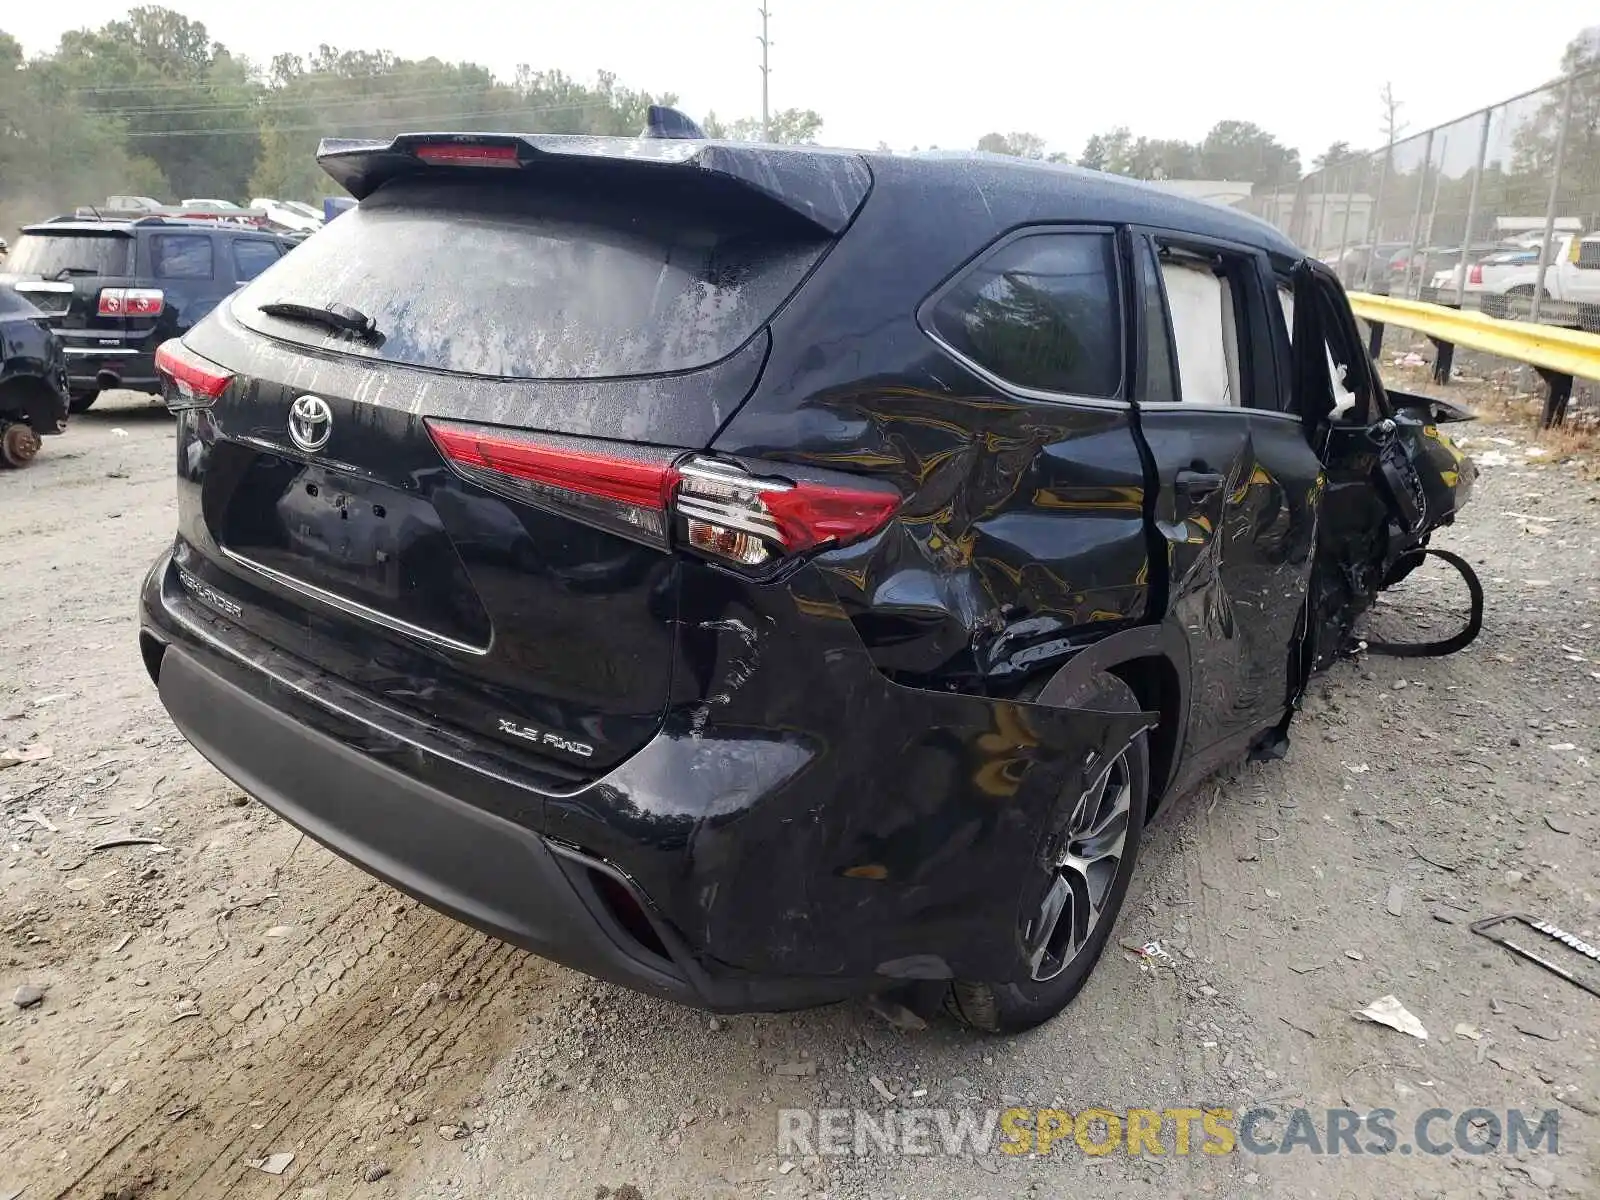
[927,230,1123,398]
[231,176,832,380]
[6,233,133,278]
[152,235,215,280]
[1159,254,1243,407]
[231,237,281,282]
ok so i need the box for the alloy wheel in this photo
[1022,750,1134,983]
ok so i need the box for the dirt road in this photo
[2,382,1596,1200]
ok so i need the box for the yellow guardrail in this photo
[1347,291,1600,385]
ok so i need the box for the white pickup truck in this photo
[1478,232,1600,306]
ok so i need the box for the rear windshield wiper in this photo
[256,299,382,343]
[51,266,99,280]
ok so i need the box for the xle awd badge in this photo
[498,718,595,759]
[288,395,332,452]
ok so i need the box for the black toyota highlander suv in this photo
[138,131,1475,1032]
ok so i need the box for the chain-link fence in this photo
[1250,66,1600,332]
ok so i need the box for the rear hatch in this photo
[171,134,872,780]
[1,225,134,326]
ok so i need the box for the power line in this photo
[76,85,516,118]
[119,100,620,139]
[72,85,634,121]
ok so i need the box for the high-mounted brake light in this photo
[154,339,232,410]
[411,143,521,168]
[98,287,164,317]
[427,422,901,567]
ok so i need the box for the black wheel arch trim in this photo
[1034,622,1191,804]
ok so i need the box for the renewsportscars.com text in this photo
[777,1106,1561,1159]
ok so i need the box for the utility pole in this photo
[757,4,772,142]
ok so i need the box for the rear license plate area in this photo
[217,453,490,646]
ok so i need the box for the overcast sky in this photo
[7,1,1595,163]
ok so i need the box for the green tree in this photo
[1313,141,1366,170]
[704,107,824,143]
[0,29,167,235]
[1197,120,1300,185]
[976,131,1046,159]
[42,6,262,201]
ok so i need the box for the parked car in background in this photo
[249,198,324,234]
[1329,242,1405,290]
[281,201,326,224]
[180,198,241,211]
[0,216,294,412]
[139,127,1476,1033]
[1429,247,1541,301]
[0,286,69,467]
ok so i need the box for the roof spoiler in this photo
[315,132,871,235]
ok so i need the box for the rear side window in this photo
[231,238,281,282]
[927,231,1122,398]
[152,235,215,280]
[232,177,832,380]
[6,233,132,278]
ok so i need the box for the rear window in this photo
[232,177,831,380]
[7,233,133,278]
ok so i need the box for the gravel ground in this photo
[1,380,1596,1200]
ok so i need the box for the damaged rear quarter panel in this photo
[545,561,1155,983]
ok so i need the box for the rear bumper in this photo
[62,345,158,393]
[140,551,866,1012]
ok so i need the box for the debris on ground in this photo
[10,984,45,1010]
[247,1152,294,1175]
[1385,884,1405,916]
[865,995,929,1031]
[1357,994,1429,1040]
[0,744,51,768]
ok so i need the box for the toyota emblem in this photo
[288,395,332,452]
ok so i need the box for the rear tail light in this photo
[97,287,164,317]
[427,421,679,544]
[1468,264,1484,285]
[411,142,521,168]
[675,458,901,567]
[154,339,232,410]
[426,421,900,568]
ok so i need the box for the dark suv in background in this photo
[0,216,293,412]
[137,131,1474,1032]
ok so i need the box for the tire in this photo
[68,391,99,415]
[945,671,1149,1034]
